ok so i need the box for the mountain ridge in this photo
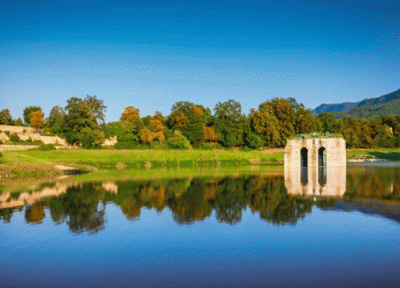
[312,88,400,117]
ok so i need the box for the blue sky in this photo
[1,0,399,123]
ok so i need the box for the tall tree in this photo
[259,98,295,146]
[121,106,140,121]
[167,101,211,144]
[248,108,280,147]
[23,106,41,126]
[84,95,107,124]
[47,106,65,134]
[62,97,97,145]
[29,110,45,131]
[0,109,13,125]
[317,112,339,133]
[213,100,247,147]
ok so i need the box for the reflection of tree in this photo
[169,180,212,225]
[25,202,45,224]
[214,177,247,225]
[49,183,106,235]
[346,167,398,201]
[0,208,14,223]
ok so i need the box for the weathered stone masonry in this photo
[284,137,346,197]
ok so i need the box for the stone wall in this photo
[0,125,116,146]
[284,137,346,168]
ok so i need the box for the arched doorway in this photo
[318,147,327,185]
[301,148,308,167]
[300,148,308,185]
[318,147,326,167]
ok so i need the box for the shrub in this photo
[26,137,32,142]
[38,144,56,151]
[9,133,21,142]
[0,140,2,145]
[192,143,202,149]
[240,146,252,152]
[5,131,10,136]
[215,143,224,149]
[246,132,263,149]
[167,131,190,149]
[79,128,105,149]
[201,143,215,150]
[139,128,153,144]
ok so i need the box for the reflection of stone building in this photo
[285,166,346,197]
[284,137,346,197]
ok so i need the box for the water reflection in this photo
[3,165,400,233]
[285,166,346,197]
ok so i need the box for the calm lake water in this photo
[1,165,400,287]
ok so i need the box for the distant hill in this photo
[312,88,400,119]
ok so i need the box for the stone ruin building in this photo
[284,136,346,198]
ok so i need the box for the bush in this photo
[5,131,10,136]
[38,144,56,151]
[246,132,263,149]
[240,146,252,152]
[215,143,224,149]
[9,133,21,142]
[167,131,190,149]
[79,128,105,149]
[201,143,216,150]
[192,143,202,149]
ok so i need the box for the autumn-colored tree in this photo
[166,101,211,144]
[173,112,187,128]
[259,98,295,146]
[29,110,45,131]
[339,117,362,148]
[153,131,165,142]
[248,108,280,147]
[150,118,164,132]
[121,106,140,121]
[295,108,314,134]
[139,128,153,144]
[23,106,41,125]
[153,111,165,123]
[203,126,220,142]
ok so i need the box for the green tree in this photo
[47,106,65,134]
[62,97,97,145]
[259,98,295,146]
[0,109,13,125]
[13,118,24,126]
[167,101,211,144]
[84,95,107,124]
[339,117,361,148]
[248,108,280,147]
[79,127,105,149]
[317,112,339,133]
[23,106,41,125]
[213,100,247,147]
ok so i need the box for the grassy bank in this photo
[0,149,284,179]
[346,148,400,161]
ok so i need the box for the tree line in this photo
[1,95,399,149]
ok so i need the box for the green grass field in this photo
[0,148,285,180]
[346,148,400,161]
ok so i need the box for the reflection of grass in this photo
[67,165,285,183]
[0,165,284,194]
[347,148,400,161]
